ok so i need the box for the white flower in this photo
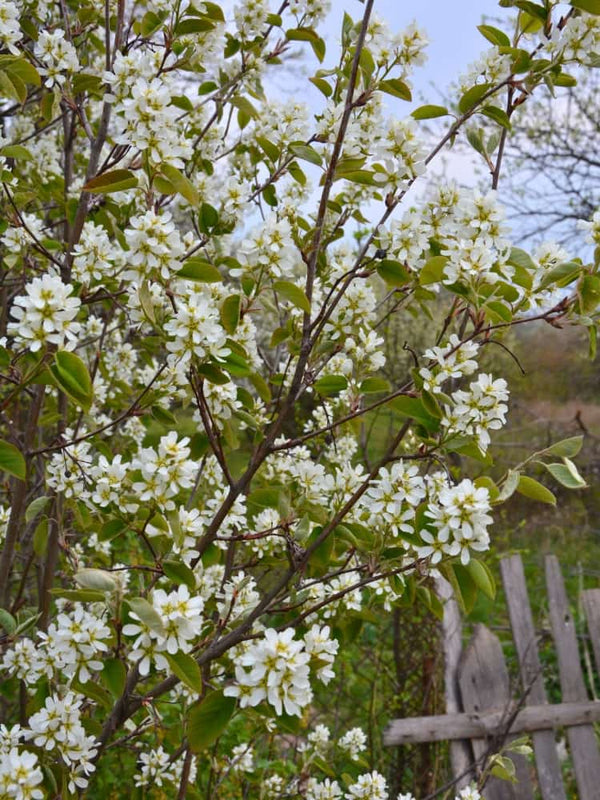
[0,748,44,800]
[345,771,389,799]
[34,29,79,87]
[8,274,81,352]
[0,0,22,54]
[224,628,316,716]
[339,727,367,761]
[420,479,493,565]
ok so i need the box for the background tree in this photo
[0,2,598,799]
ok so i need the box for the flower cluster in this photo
[123,585,205,674]
[7,274,81,352]
[225,626,338,716]
[419,479,493,566]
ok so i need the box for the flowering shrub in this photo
[0,0,598,797]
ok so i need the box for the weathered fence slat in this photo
[582,588,600,677]
[382,700,600,745]
[545,555,600,800]
[500,555,567,800]
[436,575,473,788]
[458,624,533,800]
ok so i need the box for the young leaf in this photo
[541,436,583,459]
[177,259,222,283]
[220,295,241,335]
[159,164,199,205]
[411,104,449,120]
[165,652,203,693]
[0,439,26,480]
[516,475,556,505]
[51,351,93,411]
[0,608,16,635]
[102,658,127,698]
[273,280,311,314]
[75,568,117,593]
[543,459,587,489]
[313,375,348,396]
[188,691,236,751]
[126,597,166,636]
[84,169,138,193]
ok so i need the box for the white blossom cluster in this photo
[1,603,110,685]
[224,626,338,716]
[0,693,98,794]
[123,585,205,674]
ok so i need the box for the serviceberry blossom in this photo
[307,778,344,800]
[0,0,21,54]
[123,584,204,673]
[34,29,79,87]
[420,479,493,565]
[420,335,480,394]
[345,771,389,799]
[443,373,509,452]
[0,748,44,800]
[8,274,81,352]
[339,727,368,761]
[578,209,600,246]
[225,627,337,716]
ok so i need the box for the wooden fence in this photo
[384,554,600,799]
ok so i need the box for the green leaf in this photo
[420,256,448,285]
[126,597,166,636]
[163,560,196,590]
[377,260,410,287]
[75,568,117,593]
[101,658,127,699]
[571,0,600,13]
[188,691,236,751]
[289,143,322,166]
[72,73,103,96]
[359,378,390,394]
[177,259,222,283]
[256,136,280,162]
[480,105,512,130]
[0,608,16,635]
[477,24,511,46]
[542,436,583,459]
[175,17,216,35]
[220,295,241,335]
[411,104,449,120]
[497,470,520,502]
[0,439,26,480]
[84,169,138,194]
[309,76,332,97]
[138,281,156,325]
[516,475,556,505]
[0,144,32,160]
[378,78,412,101]
[580,275,600,314]
[25,495,50,523]
[50,588,106,602]
[4,57,41,86]
[539,261,581,290]
[71,677,113,710]
[273,280,311,314]
[51,351,93,411]
[159,164,199,205]
[33,519,49,557]
[313,375,348,396]
[165,652,203,693]
[448,563,478,614]
[543,458,587,489]
[466,559,496,599]
[458,83,492,114]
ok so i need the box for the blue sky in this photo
[323,0,505,103]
